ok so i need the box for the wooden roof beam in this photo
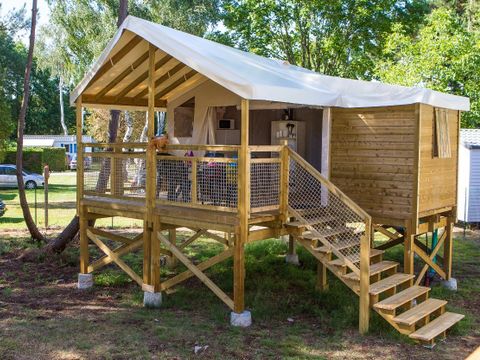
[155,70,198,100]
[82,94,166,108]
[114,54,173,101]
[134,62,186,100]
[89,36,142,85]
[94,50,149,100]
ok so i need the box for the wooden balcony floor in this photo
[81,196,280,232]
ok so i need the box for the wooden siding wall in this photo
[418,104,459,215]
[330,105,417,223]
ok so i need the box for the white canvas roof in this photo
[71,15,470,111]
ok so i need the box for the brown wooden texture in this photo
[417,105,459,214]
[330,105,416,223]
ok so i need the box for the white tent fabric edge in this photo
[70,15,470,111]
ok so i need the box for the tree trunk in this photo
[16,0,46,242]
[59,76,67,135]
[35,0,131,255]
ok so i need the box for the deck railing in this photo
[80,143,282,213]
[82,143,147,201]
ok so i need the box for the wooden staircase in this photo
[286,221,464,347]
[285,147,463,347]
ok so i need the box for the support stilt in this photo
[286,234,299,265]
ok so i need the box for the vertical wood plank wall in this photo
[330,105,417,223]
[417,104,459,215]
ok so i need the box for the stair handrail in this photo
[287,148,371,222]
[285,147,372,333]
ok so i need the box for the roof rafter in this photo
[94,50,150,100]
[155,70,198,100]
[89,36,142,86]
[82,94,166,108]
[114,53,173,101]
[134,62,186,100]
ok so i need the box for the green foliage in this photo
[4,148,43,173]
[42,147,66,171]
[45,0,221,85]
[220,0,429,79]
[375,8,480,127]
[0,8,76,142]
[4,147,66,173]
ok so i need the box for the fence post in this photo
[359,217,371,334]
[280,140,289,222]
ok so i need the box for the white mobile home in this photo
[458,129,480,223]
[23,135,94,160]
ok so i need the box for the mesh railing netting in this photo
[83,155,146,198]
[288,156,366,266]
[250,161,281,210]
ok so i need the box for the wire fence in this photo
[288,152,367,268]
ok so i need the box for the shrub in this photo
[42,147,65,171]
[4,148,43,173]
[3,146,66,173]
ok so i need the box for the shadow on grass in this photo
[0,217,25,224]
[0,193,17,201]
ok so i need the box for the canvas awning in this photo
[71,16,470,111]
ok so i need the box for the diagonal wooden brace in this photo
[160,247,234,291]
[158,231,235,310]
[87,229,143,286]
[415,230,447,285]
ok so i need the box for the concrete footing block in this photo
[77,273,93,289]
[230,310,252,327]
[143,291,162,308]
[441,277,458,291]
[285,254,300,266]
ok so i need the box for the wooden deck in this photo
[81,196,281,232]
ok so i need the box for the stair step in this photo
[329,258,346,267]
[343,260,399,281]
[374,286,430,311]
[327,249,385,269]
[369,273,415,296]
[285,221,306,229]
[286,215,336,229]
[394,298,447,326]
[312,245,331,254]
[316,226,353,238]
[347,249,384,263]
[409,312,464,342]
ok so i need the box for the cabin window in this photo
[174,97,195,137]
[433,108,451,158]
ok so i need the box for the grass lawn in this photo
[0,228,479,359]
[0,172,142,231]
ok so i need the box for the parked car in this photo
[0,164,44,189]
[69,157,77,170]
[0,198,6,217]
[69,155,91,171]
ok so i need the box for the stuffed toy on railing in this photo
[149,134,169,151]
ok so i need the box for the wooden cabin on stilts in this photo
[71,16,469,347]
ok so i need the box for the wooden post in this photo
[404,225,415,276]
[76,97,83,215]
[143,44,158,289]
[79,205,89,274]
[234,99,250,314]
[279,139,289,221]
[167,228,178,268]
[287,234,296,256]
[43,164,49,229]
[359,217,371,334]
[444,216,453,280]
[316,255,329,291]
[151,217,161,291]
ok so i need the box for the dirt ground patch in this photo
[0,229,479,359]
